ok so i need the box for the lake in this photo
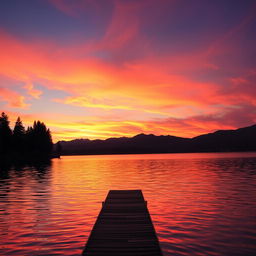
[1,152,256,256]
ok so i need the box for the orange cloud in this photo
[0,30,221,116]
[23,82,42,99]
[1,0,255,142]
[4,101,256,144]
[0,87,29,109]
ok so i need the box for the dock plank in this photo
[82,190,163,256]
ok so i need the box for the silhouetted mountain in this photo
[57,124,256,155]
[190,124,256,152]
[58,134,189,155]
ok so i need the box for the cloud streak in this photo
[0,87,29,109]
[0,0,256,141]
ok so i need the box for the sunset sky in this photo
[0,0,256,142]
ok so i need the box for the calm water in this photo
[1,152,256,256]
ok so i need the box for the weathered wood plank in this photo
[82,190,163,256]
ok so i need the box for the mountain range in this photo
[56,124,256,155]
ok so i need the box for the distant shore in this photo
[56,124,256,156]
[58,150,256,156]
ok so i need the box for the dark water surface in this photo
[1,152,256,256]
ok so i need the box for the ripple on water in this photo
[0,153,256,255]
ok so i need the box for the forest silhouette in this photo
[0,112,53,161]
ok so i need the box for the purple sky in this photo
[0,0,256,141]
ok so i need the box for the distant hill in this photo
[190,124,256,152]
[56,124,256,155]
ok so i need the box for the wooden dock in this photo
[82,190,163,256]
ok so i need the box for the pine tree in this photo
[0,112,12,154]
[13,117,25,152]
[13,117,25,135]
[28,121,53,155]
[25,126,33,152]
[46,128,53,153]
[0,113,53,159]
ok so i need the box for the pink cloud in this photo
[24,82,42,99]
[0,0,256,141]
[0,87,29,109]
[0,30,221,115]
[49,0,101,17]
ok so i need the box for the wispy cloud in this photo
[0,0,255,141]
[0,87,29,109]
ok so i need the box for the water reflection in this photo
[0,153,256,256]
[0,161,52,256]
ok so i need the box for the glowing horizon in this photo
[1,0,256,142]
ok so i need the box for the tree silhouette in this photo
[25,126,33,153]
[0,113,53,161]
[13,117,25,152]
[29,121,53,154]
[0,112,12,154]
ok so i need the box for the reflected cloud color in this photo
[0,0,256,141]
[0,153,256,255]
